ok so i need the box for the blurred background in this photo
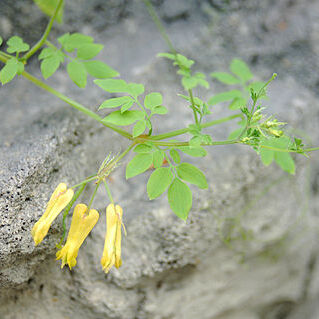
[0,1,319,318]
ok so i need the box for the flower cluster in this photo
[31,183,125,273]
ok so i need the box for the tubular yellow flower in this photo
[56,203,99,270]
[31,183,74,246]
[101,204,125,273]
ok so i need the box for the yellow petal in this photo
[101,204,124,273]
[114,205,123,268]
[56,204,99,270]
[31,184,74,246]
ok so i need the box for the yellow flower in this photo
[56,203,99,270]
[101,204,125,273]
[31,183,74,246]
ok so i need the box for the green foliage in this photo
[168,178,192,220]
[67,60,87,88]
[208,90,242,106]
[0,37,3,46]
[144,92,162,109]
[158,53,209,91]
[39,47,64,79]
[133,120,147,137]
[77,44,103,60]
[84,61,119,79]
[6,36,29,54]
[37,32,119,85]
[170,149,180,164]
[99,96,133,110]
[103,110,144,126]
[152,150,165,168]
[0,58,21,84]
[147,167,174,199]
[230,59,253,82]
[33,0,64,23]
[259,136,295,174]
[176,163,208,189]
[177,146,207,157]
[211,72,240,85]
[126,153,153,179]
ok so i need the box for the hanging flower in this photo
[56,203,99,270]
[31,183,74,246]
[101,203,125,273]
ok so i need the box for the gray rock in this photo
[1,0,319,318]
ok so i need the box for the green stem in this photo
[113,142,136,163]
[69,175,97,189]
[150,114,242,140]
[103,180,114,204]
[21,69,133,139]
[258,145,319,153]
[188,89,199,125]
[87,181,100,212]
[150,139,240,147]
[22,0,64,61]
[142,0,176,54]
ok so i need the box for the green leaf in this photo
[77,44,104,60]
[170,149,180,164]
[134,144,153,153]
[176,163,208,189]
[248,81,267,99]
[189,136,202,146]
[229,97,247,110]
[178,94,204,107]
[98,96,132,110]
[230,59,253,82]
[67,60,87,88]
[17,61,24,75]
[151,105,168,115]
[176,54,194,69]
[196,78,210,89]
[39,47,56,59]
[0,37,3,46]
[147,167,174,200]
[228,127,244,140]
[126,153,153,179]
[128,83,144,97]
[84,61,119,79]
[157,52,176,60]
[103,110,144,126]
[120,100,134,113]
[153,150,165,168]
[178,146,207,157]
[144,92,162,109]
[208,90,242,106]
[275,152,295,175]
[211,72,240,85]
[60,33,93,52]
[168,178,192,220]
[132,120,146,138]
[0,58,18,85]
[94,79,128,93]
[259,136,295,174]
[182,76,197,90]
[41,55,62,79]
[6,36,29,53]
[259,137,274,166]
[34,0,64,23]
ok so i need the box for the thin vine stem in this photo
[22,0,64,61]
[142,0,176,54]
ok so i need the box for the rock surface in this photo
[1,0,319,318]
